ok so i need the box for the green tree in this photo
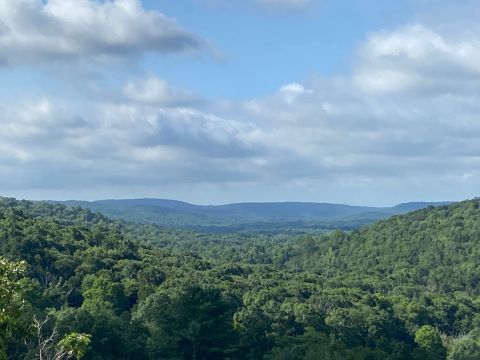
[81,273,129,314]
[447,338,480,360]
[414,325,447,360]
[31,315,91,360]
[57,332,91,359]
[0,257,29,359]
[136,285,238,359]
[265,328,348,360]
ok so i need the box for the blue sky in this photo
[139,0,426,99]
[1,0,480,205]
[138,0,450,98]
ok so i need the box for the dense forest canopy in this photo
[1,197,480,359]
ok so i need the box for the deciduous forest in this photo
[1,197,480,359]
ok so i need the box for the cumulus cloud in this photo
[0,0,203,67]
[355,24,480,95]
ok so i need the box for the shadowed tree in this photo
[135,285,238,359]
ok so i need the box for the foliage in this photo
[135,285,238,359]
[30,315,91,360]
[413,325,446,360]
[57,332,91,359]
[0,197,480,358]
[0,257,29,358]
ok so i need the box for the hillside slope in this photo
[277,199,480,298]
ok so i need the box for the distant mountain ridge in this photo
[56,198,451,233]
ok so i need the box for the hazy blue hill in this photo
[64,198,199,213]
[205,202,379,219]
[57,198,451,233]
[389,201,451,213]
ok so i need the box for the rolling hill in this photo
[57,198,451,233]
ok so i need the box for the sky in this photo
[1,0,480,205]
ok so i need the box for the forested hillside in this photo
[1,197,480,359]
[58,199,448,234]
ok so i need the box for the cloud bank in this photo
[1,2,480,203]
[0,0,202,67]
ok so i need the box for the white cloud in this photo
[4,8,480,204]
[219,22,480,202]
[123,77,201,107]
[3,59,480,202]
[279,83,313,104]
[280,83,307,93]
[355,24,480,95]
[0,0,203,67]
[0,92,267,193]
